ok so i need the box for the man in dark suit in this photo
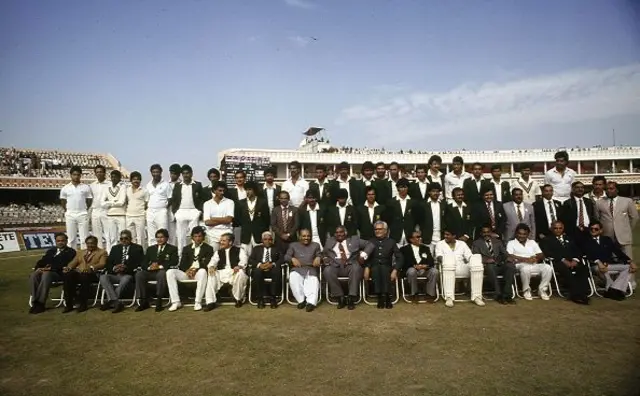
[260,167,281,213]
[29,232,76,314]
[419,183,447,249]
[409,164,430,201]
[327,188,358,237]
[540,220,590,304]
[533,184,563,240]
[201,168,221,202]
[357,161,377,199]
[489,164,512,203]
[472,225,515,304]
[225,170,247,202]
[473,187,506,239]
[170,164,205,252]
[385,178,420,246]
[308,164,337,208]
[236,181,270,256]
[426,155,446,201]
[443,187,474,243]
[357,186,385,240]
[298,190,329,247]
[271,191,299,254]
[561,181,595,242]
[463,162,491,205]
[322,226,374,310]
[373,162,392,205]
[134,228,179,312]
[335,161,363,207]
[364,221,404,309]
[100,230,145,313]
[249,231,284,309]
[165,227,214,312]
[400,230,437,302]
[582,221,634,300]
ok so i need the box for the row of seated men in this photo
[29,216,634,314]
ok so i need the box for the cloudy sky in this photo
[1,0,640,179]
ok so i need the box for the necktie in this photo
[282,207,288,232]
[487,202,495,229]
[265,248,271,263]
[516,204,523,222]
[594,237,599,245]
[84,250,91,262]
[548,201,556,222]
[609,199,614,216]
[338,243,348,265]
[578,200,585,228]
[122,246,128,264]
[55,249,61,257]
[157,245,163,259]
[486,240,494,255]
[559,237,565,247]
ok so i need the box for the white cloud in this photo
[336,64,640,146]
[284,0,315,9]
[288,35,311,47]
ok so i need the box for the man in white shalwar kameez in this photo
[205,233,249,309]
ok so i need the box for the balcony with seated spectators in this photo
[0,203,65,227]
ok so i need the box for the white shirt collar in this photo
[396,195,410,201]
[364,201,379,208]
[450,201,467,208]
[338,176,351,183]
[307,205,319,212]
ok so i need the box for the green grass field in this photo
[1,238,639,396]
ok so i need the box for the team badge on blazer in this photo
[466,214,471,220]
[320,217,324,223]
[421,253,428,259]
[347,214,352,221]
[375,214,380,220]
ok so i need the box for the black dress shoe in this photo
[33,303,46,314]
[112,303,124,313]
[135,301,150,312]
[297,301,307,309]
[203,303,217,312]
[376,298,384,309]
[29,305,37,314]
[496,296,505,305]
[154,299,164,312]
[504,297,516,305]
[347,296,355,310]
[337,296,346,309]
[384,294,393,309]
[270,297,278,309]
[62,306,75,314]
[257,299,265,309]
[76,304,88,313]
[411,294,419,304]
[571,296,589,305]
[100,302,113,311]
[305,304,316,312]
[235,300,243,308]
[605,288,626,301]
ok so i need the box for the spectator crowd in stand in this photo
[1,147,112,178]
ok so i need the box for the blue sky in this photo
[1,0,640,180]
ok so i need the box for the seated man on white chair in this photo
[583,221,635,300]
[285,228,322,312]
[205,233,249,310]
[435,229,485,307]
[506,223,551,301]
[167,226,214,312]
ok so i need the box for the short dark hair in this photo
[234,170,246,178]
[85,235,98,244]
[264,167,276,176]
[54,232,68,240]
[542,184,553,190]
[120,229,132,239]
[428,155,442,165]
[279,190,290,199]
[288,161,301,169]
[365,186,376,194]
[511,187,523,195]
[452,156,464,164]
[592,175,606,184]
[150,164,163,172]
[428,183,442,192]
[70,166,82,174]
[519,163,532,171]
[471,162,483,169]
[490,164,502,171]
[451,187,463,196]
[207,168,220,178]
[315,164,326,171]
[607,181,619,189]
[94,165,106,172]
[589,220,602,228]
[181,164,193,173]
[155,229,169,238]
[443,228,457,236]
[212,181,227,191]
[191,226,205,237]
[110,170,122,178]
[362,161,375,171]
[130,171,142,181]
[169,163,182,174]
[415,164,428,172]
[571,181,584,188]
[515,223,531,233]
[554,151,569,161]
[389,161,399,167]
[375,161,386,168]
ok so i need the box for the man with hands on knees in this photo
[100,229,144,313]
[205,233,249,310]
[285,229,322,312]
[250,231,285,309]
[135,228,179,312]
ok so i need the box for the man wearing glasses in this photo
[100,230,144,312]
[583,221,635,300]
[364,221,404,309]
[281,161,309,208]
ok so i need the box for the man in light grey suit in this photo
[503,188,536,241]
[322,226,374,310]
[595,181,638,260]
